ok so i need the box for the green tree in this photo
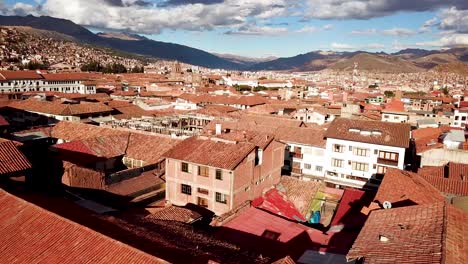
[384,91,395,98]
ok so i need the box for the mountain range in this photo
[1,14,468,73]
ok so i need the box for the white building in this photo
[323,118,411,190]
[452,109,468,128]
[275,127,327,181]
[222,76,258,88]
[0,71,96,94]
[381,111,409,123]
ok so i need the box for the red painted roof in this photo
[253,188,306,222]
[330,188,374,229]
[0,115,8,126]
[219,207,355,261]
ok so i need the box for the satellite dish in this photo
[383,201,392,209]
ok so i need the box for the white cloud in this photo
[331,42,356,50]
[295,26,319,33]
[322,24,334,30]
[381,28,417,36]
[225,25,288,36]
[350,28,377,35]
[416,34,468,47]
[439,7,468,33]
[331,42,385,50]
[6,0,288,34]
[304,0,468,20]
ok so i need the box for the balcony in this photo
[292,152,303,159]
[377,158,398,167]
[291,168,302,174]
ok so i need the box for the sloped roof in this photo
[324,118,411,148]
[274,126,326,148]
[7,100,113,116]
[164,136,255,170]
[375,168,445,206]
[0,189,166,264]
[0,140,31,175]
[347,202,467,264]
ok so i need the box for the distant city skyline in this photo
[2,0,468,57]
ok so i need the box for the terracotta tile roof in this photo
[51,121,125,140]
[53,135,128,159]
[164,136,256,170]
[106,169,165,197]
[278,177,321,218]
[0,189,167,264]
[418,162,468,181]
[0,70,43,80]
[0,140,31,175]
[179,93,266,106]
[419,174,468,196]
[206,130,274,149]
[145,206,202,224]
[383,100,405,112]
[7,99,113,116]
[324,118,411,148]
[112,104,150,119]
[274,126,326,148]
[126,133,181,164]
[347,202,467,264]
[239,113,305,128]
[375,168,445,206]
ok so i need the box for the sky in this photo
[2,0,468,58]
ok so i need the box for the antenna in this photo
[383,201,392,209]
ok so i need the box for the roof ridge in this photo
[441,202,448,264]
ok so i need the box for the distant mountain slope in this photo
[212,53,277,67]
[247,51,340,71]
[0,15,243,69]
[432,62,468,76]
[412,53,460,69]
[329,53,424,73]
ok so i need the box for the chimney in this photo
[215,123,222,135]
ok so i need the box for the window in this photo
[455,116,459,120]
[197,187,209,195]
[215,192,227,204]
[353,147,369,157]
[378,151,399,161]
[261,230,281,240]
[377,165,387,174]
[333,144,345,153]
[304,164,312,169]
[181,184,191,195]
[181,162,189,172]
[198,166,209,177]
[331,159,344,168]
[215,169,223,180]
[384,115,389,118]
[394,116,399,120]
[352,162,369,172]
[316,166,323,172]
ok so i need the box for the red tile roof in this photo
[0,70,43,80]
[274,126,326,148]
[347,202,467,264]
[145,206,202,224]
[325,118,411,148]
[164,136,256,170]
[0,189,167,264]
[7,99,113,116]
[0,140,31,175]
[375,169,445,206]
